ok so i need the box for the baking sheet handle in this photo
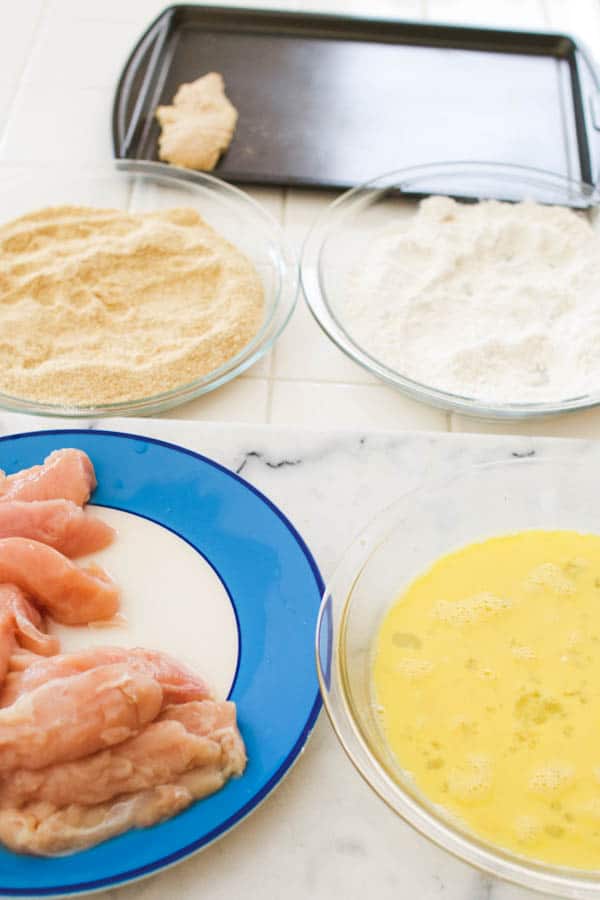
[574,40,600,191]
[112,7,174,159]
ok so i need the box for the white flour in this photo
[342,196,600,404]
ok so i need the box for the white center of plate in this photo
[48,507,240,700]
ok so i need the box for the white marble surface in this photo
[2,412,599,900]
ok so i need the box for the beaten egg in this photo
[373,530,600,869]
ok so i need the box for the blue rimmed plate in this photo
[0,429,323,898]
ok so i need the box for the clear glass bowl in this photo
[316,456,600,898]
[301,161,598,420]
[0,160,297,417]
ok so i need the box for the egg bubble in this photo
[528,762,574,794]
[511,643,536,660]
[395,658,433,678]
[577,797,600,821]
[433,592,512,626]
[447,754,493,805]
[524,563,576,595]
[514,814,542,843]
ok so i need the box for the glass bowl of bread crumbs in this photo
[0,160,297,417]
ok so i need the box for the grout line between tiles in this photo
[540,0,552,27]
[0,0,49,147]
[265,351,275,379]
[265,376,275,424]
[281,187,290,227]
[253,375,460,402]
[253,373,398,387]
[271,186,292,380]
[50,14,151,24]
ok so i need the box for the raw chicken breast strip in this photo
[0,646,212,708]
[0,786,190,857]
[0,702,246,855]
[7,649,40,672]
[0,664,162,772]
[0,604,14,686]
[0,700,243,808]
[0,449,96,505]
[0,585,58,684]
[9,588,58,657]
[0,538,119,625]
[0,500,115,557]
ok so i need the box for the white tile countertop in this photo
[5,0,600,437]
[4,2,600,898]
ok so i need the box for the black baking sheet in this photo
[112,5,600,192]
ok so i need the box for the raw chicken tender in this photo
[0,449,96,505]
[8,587,58,657]
[0,700,246,855]
[0,700,243,808]
[0,602,14,686]
[0,785,190,856]
[0,538,119,625]
[0,500,115,557]
[156,73,238,171]
[0,646,212,708]
[7,649,40,672]
[0,585,58,684]
[0,664,162,772]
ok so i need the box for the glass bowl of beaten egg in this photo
[0,160,296,417]
[317,455,600,897]
[301,161,599,420]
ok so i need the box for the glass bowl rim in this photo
[315,454,600,898]
[300,160,598,421]
[0,159,298,418]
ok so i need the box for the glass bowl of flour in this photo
[0,160,297,417]
[301,162,598,419]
